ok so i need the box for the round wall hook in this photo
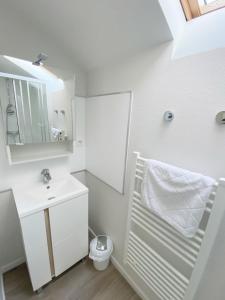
[164,111,174,122]
[216,111,225,124]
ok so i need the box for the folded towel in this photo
[141,160,216,238]
[51,127,62,139]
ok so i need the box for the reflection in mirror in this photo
[0,55,74,145]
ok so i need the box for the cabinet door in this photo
[49,194,88,276]
[20,211,52,291]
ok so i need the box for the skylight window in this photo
[180,0,225,20]
[4,55,64,92]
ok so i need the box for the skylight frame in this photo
[180,0,225,20]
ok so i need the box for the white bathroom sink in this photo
[13,174,88,218]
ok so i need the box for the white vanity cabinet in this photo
[20,211,52,291]
[49,194,88,276]
[15,176,89,292]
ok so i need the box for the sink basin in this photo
[26,177,84,202]
[13,174,88,218]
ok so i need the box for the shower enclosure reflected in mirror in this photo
[0,55,74,145]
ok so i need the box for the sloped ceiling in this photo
[0,0,172,71]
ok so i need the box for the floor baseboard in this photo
[111,256,148,300]
[1,257,25,274]
[0,273,5,300]
[0,255,25,300]
[88,227,97,239]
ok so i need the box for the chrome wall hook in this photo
[164,111,174,122]
[216,111,225,124]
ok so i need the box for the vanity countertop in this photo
[13,174,88,218]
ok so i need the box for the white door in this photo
[20,211,52,291]
[49,194,88,276]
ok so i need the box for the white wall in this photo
[174,8,225,59]
[158,0,186,39]
[0,190,24,271]
[158,1,225,61]
[87,42,225,298]
[86,93,131,193]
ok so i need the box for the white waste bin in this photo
[89,235,113,271]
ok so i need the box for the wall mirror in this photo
[0,55,74,145]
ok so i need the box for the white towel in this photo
[141,160,216,238]
[51,127,62,139]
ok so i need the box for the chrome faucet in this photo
[41,169,52,184]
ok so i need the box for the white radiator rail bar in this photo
[184,178,225,300]
[127,232,188,300]
[132,195,204,256]
[131,210,196,267]
[130,232,189,285]
[132,198,202,251]
[127,247,186,295]
[124,152,224,300]
[127,257,170,300]
[132,204,200,257]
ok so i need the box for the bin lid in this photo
[89,235,113,262]
[96,235,107,251]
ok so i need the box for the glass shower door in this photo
[0,76,51,145]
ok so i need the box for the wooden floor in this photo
[4,259,140,300]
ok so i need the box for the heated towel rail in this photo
[124,152,225,300]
